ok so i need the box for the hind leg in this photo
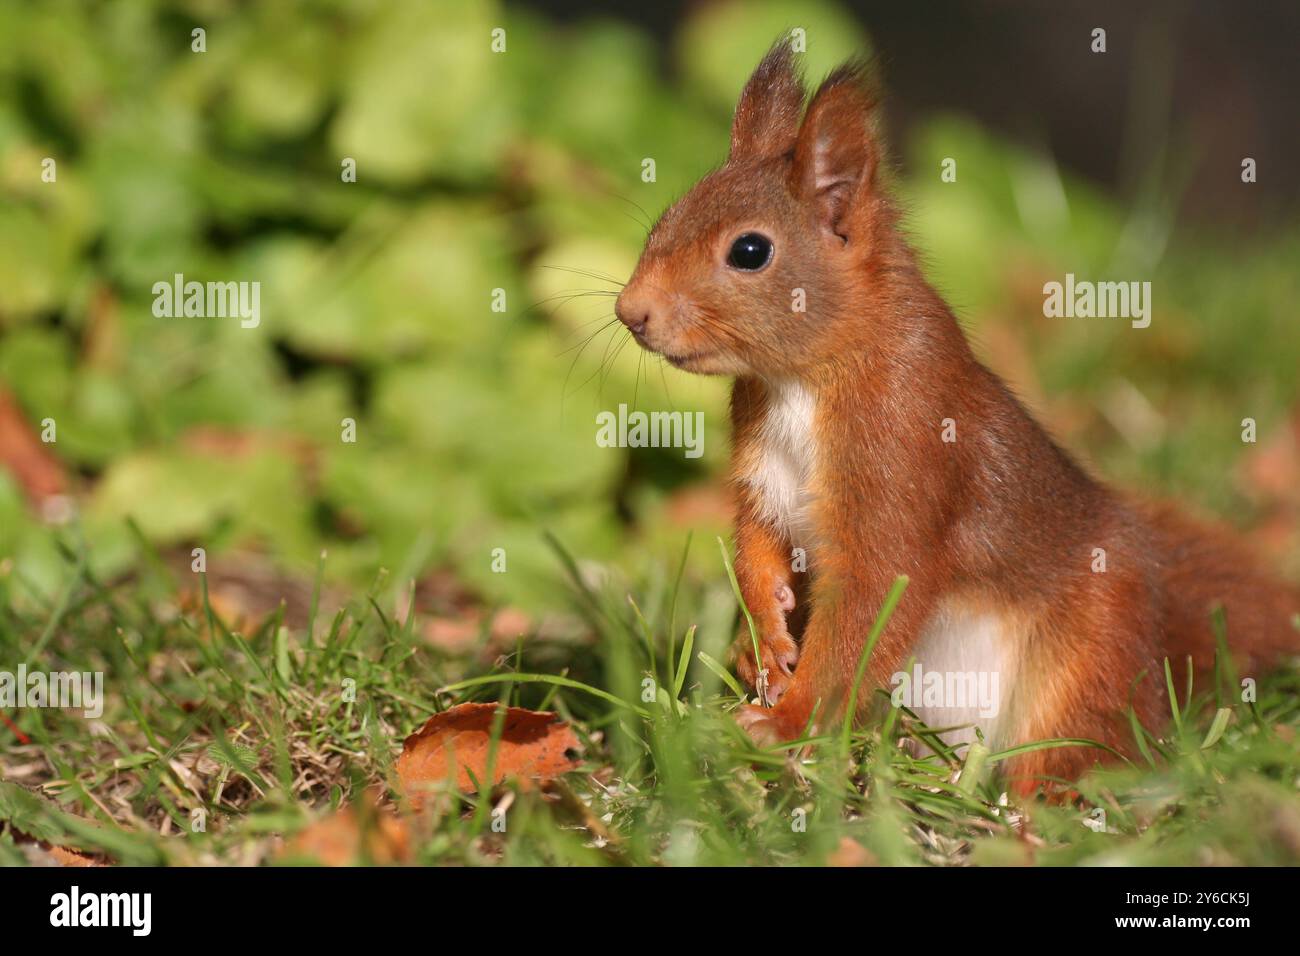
[1001,572,1167,797]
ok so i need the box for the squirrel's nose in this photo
[615,289,652,338]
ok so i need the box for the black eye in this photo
[727,232,773,271]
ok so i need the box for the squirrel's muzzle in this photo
[614,283,664,343]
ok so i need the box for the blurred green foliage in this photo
[1,0,1297,611]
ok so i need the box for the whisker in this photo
[598,331,633,398]
[533,289,619,306]
[541,265,627,288]
[596,318,627,381]
[563,319,622,400]
[608,191,655,234]
[556,314,618,358]
[568,324,625,398]
[561,310,625,336]
[618,207,651,237]
[657,354,674,410]
[632,347,645,411]
[523,289,619,322]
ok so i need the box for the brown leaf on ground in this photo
[0,386,69,509]
[827,836,877,867]
[47,845,105,867]
[397,703,581,802]
[177,587,260,635]
[283,802,411,866]
[9,835,109,867]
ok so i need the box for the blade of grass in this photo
[840,576,909,756]
[306,549,326,656]
[666,532,693,694]
[440,672,652,718]
[716,536,767,702]
[1163,657,1183,736]
[23,552,84,666]
[697,650,746,700]
[1200,707,1232,750]
[627,594,656,677]
[673,625,696,698]
[987,736,1129,765]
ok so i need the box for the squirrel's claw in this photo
[733,627,798,705]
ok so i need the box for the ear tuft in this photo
[729,39,806,162]
[788,58,882,239]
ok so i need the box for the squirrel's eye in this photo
[727,232,773,271]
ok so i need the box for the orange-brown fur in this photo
[613,42,1300,794]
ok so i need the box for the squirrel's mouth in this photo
[662,348,716,369]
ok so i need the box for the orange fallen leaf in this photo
[827,836,877,867]
[178,586,260,634]
[397,703,581,802]
[47,845,105,867]
[284,803,411,866]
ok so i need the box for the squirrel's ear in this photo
[729,41,805,161]
[789,62,880,240]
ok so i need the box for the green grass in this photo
[3,528,1299,867]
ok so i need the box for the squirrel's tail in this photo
[1143,501,1300,677]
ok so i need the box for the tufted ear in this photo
[788,61,881,241]
[729,40,806,162]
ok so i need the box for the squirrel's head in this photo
[616,41,889,378]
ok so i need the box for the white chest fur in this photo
[903,600,1018,751]
[743,378,819,547]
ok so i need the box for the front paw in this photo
[732,624,798,706]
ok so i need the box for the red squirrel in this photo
[613,42,1300,793]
